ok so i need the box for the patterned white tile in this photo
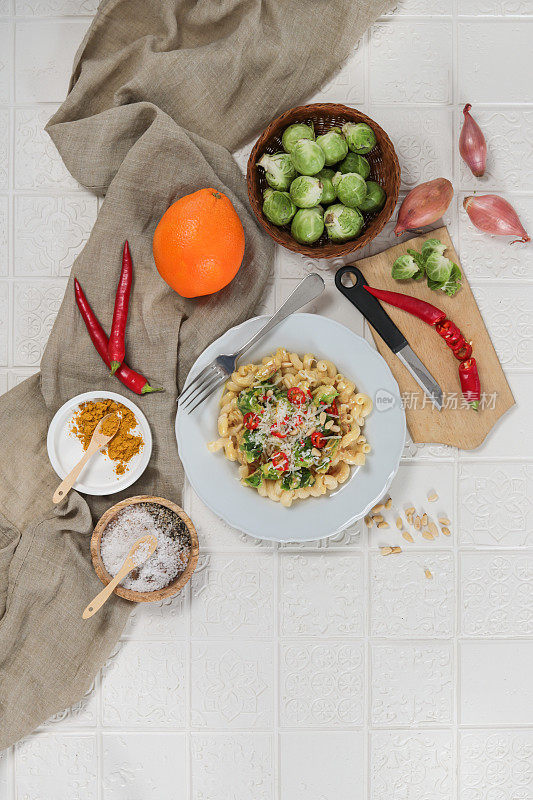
[274,247,339,282]
[309,37,366,105]
[371,731,454,800]
[279,553,364,636]
[371,643,453,725]
[370,551,455,638]
[0,749,8,797]
[402,437,457,461]
[191,553,274,638]
[369,462,455,549]
[460,641,533,724]
[40,682,98,729]
[280,641,364,727]
[14,195,97,276]
[15,21,88,103]
[187,487,274,550]
[121,592,189,639]
[387,0,452,12]
[0,369,7,393]
[280,521,364,549]
[101,641,186,728]
[458,194,533,279]
[0,23,11,105]
[15,733,97,800]
[458,462,533,546]
[461,552,533,637]
[470,283,533,369]
[460,0,533,10]
[459,373,532,459]
[457,107,533,191]
[16,0,97,12]
[0,194,8,275]
[276,277,365,337]
[14,107,82,190]
[7,366,38,388]
[0,110,8,193]
[458,22,533,104]
[460,730,533,800]
[369,21,452,105]
[368,107,453,190]
[0,280,8,365]
[281,731,364,800]
[191,642,273,729]
[103,733,186,800]
[13,279,65,366]
[191,733,273,800]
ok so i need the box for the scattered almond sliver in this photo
[427,521,438,537]
[385,497,392,510]
[438,517,450,526]
[405,506,415,516]
[377,521,389,529]
[425,569,433,579]
[380,545,401,556]
[441,526,451,536]
[365,515,373,528]
[373,514,384,523]
[427,492,438,502]
[422,530,435,540]
[402,531,414,543]
[396,517,403,530]
[414,516,421,530]
[372,502,385,513]
[421,513,428,526]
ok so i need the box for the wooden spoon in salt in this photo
[53,412,120,504]
[82,534,158,619]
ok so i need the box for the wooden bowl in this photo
[247,103,401,259]
[90,495,199,603]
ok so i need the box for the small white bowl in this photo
[47,390,152,496]
[176,313,405,542]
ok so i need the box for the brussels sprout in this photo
[324,203,364,242]
[262,189,296,226]
[290,139,326,176]
[282,122,314,153]
[406,249,426,280]
[244,469,263,488]
[358,181,386,213]
[316,168,336,205]
[257,152,297,191]
[391,254,419,280]
[428,263,462,297]
[421,238,446,260]
[291,206,324,244]
[332,172,367,208]
[289,175,323,208]
[338,152,370,178]
[315,127,348,166]
[425,251,453,284]
[342,122,377,154]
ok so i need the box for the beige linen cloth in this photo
[0,0,393,748]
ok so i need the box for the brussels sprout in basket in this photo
[257,152,297,191]
[325,204,364,243]
[332,172,367,209]
[342,122,377,154]
[291,206,324,244]
[290,139,326,176]
[338,152,370,179]
[256,117,386,247]
[263,189,297,226]
[316,168,337,205]
[316,127,348,166]
[289,175,323,208]
[282,122,314,153]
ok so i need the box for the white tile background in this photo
[0,1,532,798]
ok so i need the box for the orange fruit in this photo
[153,188,245,298]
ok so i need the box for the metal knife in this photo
[334,265,443,411]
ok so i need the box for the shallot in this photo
[394,178,454,236]
[459,104,486,177]
[463,195,530,244]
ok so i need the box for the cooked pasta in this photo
[207,348,372,506]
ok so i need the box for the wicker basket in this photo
[247,103,401,259]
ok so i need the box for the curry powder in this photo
[70,399,144,475]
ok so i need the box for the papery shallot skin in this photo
[459,104,487,178]
[394,178,454,235]
[463,195,530,244]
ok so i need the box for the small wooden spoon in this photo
[82,533,158,619]
[53,412,120,504]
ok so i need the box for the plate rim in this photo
[47,389,153,497]
[176,312,406,542]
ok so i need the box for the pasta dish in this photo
[207,348,372,507]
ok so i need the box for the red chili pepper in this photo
[452,340,472,361]
[108,241,133,375]
[459,358,481,411]
[292,414,304,428]
[271,451,289,473]
[435,320,472,361]
[311,431,326,448]
[271,430,287,439]
[287,387,306,405]
[325,400,339,417]
[74,279,161,395]
[243,412,259,430]
[364,286,446,326]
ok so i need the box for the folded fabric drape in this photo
[0,0,393,749]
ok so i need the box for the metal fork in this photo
[178,273,325,413]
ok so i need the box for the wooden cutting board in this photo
[350,226,514,450]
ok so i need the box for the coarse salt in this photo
[100,504,190,592]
